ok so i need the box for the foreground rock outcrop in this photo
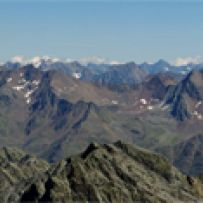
[0,142,203,203]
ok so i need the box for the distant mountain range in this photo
[5,57,203,74]
[1,57,203,178]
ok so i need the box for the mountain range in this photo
[4,57,203,86]
[0,57,203,177]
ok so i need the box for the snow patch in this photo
[174,56,202,66]
[197,114,203,120]
[180,71,187,75]
[32,80,40,86]
[11,56,24,64]
[147,106,153,110]
[24,90,34,98]
[67,56,122,66]
[140,98,147,105]
[29,56,60,68]
[72,72,81,79]
[7,77,12,83]
[161,105,169,111]
[112,100,118,105]
[12,77,39,104]
[193,111,203,120]
[12,85,25,91]
[26,98,31,104]
[164,67,169,71]
[195,101,202,108]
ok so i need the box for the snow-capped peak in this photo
[174,56,202,66]
[5,56,123,68]
[7,56,60,68]
[66,56,122,66]
[29,56,60,68]
[11,56,25,64]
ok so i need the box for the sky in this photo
[0,0,203,64]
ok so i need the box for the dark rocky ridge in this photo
[164,70,203,121]
[93,62,148,89]
[0,142,203,203]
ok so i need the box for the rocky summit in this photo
[0,141,203,203]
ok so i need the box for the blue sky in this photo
[0,0,203,64]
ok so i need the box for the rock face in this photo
[94,62,148,89]
[0,142,203,203]
[164,70,203,121]
[0,147,49,203]
[136,73,177,101]
[157,134,203,176]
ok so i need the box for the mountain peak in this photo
[3,143,202,203]
[156,59,170,66]
[164,70,203,121]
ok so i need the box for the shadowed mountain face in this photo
[136,73,177,100]
[140,59,172,74]
[157,134,203,176]
[1,142,203,203]
[164,70,203,121]
[93,62,148,89]
[140,59,203,76]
